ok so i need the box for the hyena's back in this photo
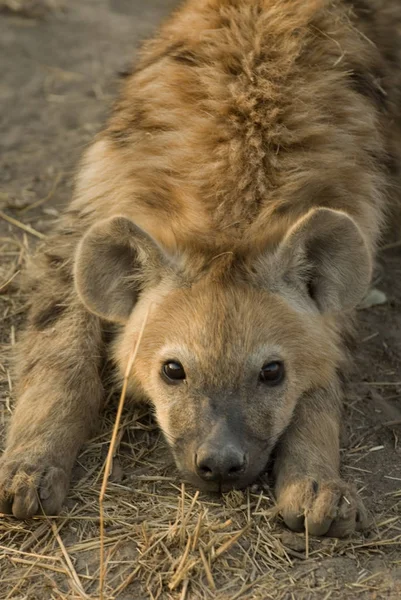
[68,0,401,259]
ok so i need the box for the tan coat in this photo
[1,0,400,537]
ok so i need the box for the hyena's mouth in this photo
[182,465,272,494]
[181,470,257,494]
[175,452,270,495]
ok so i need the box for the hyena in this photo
[1,0,401,537]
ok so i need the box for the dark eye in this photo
[259,361,285,385]
[162,360,186,383]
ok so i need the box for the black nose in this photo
[195,445,247,483]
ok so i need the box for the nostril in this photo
[227,454,246,476]
[195,453,216,480]
[199,464,213,475]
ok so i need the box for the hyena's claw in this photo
[277,477,369,538]
[0,453,69,518]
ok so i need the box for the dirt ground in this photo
[0,1,401,599]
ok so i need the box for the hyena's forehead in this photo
[144,285,307,359]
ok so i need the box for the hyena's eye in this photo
[162,360,186,383]
[259,361,285,386]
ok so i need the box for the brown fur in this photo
[1,0,400,535]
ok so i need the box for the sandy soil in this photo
[0,2,400,599]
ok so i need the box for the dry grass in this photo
[0,214,401,599]
[99,307,151,600]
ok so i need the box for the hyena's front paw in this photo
[276,477,368,537]
[0,451,69,518]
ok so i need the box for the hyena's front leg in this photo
[274,382,368,537]
[0,229,104,518]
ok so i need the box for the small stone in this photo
[279,530,306,553]
[359,288,387,309]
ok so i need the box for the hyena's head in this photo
[74,208,371,492]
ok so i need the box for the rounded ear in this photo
[275,208,372,312]
[74,216,168,323]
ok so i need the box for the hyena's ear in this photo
[265,208,372,312]
[74,216,169,323]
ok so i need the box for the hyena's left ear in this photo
[262,207,372,312]
[74,216,170,323]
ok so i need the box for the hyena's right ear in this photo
[74,216,169,323]
[254,207,372,313]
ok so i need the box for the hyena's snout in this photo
[185,422,252,492]
[195,439,247,486]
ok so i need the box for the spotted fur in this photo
[1,0,400,535]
